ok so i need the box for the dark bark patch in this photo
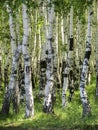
[40,60,46,68]
[69,38,74,51]
[84,51,91,60]
[26,66,30,73]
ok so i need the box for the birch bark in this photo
[39,3,47,97]
[7,5,16,54]
[79,2,93,117]
[1,5,19,114]
[43,0,55,113]
[22,3,34,117]
[62,6,74,106]
[1,45,22,114]
[0,50,2,91]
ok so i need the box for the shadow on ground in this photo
[0,125,98,130]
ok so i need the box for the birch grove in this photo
[0,0,97,119]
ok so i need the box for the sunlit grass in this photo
[0,75,98,129]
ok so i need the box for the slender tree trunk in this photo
[61,15,65,45]
[22,3,34,117]
[62,6,74,106]
[7,5,16,54]
[55,14,61,93]
[4,66,9,90]
[95,0,98,97]
[73,19,81,90]
[18,61,25,102]
[16,10,21,45]
[39,3,47,97]
[1,45,22,114]
[43,0,55,113]
[79,2,93,117]
[0,51,2,91]
[33,10,37,74]
[1,5,19,114]
[68,6,74,101]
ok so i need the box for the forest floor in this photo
[0,76,98,130]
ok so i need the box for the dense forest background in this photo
[0,0,98,129]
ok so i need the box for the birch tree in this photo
[43,0,55,113]
[62,6,74,107]
[1,4,19,114]
[95,0,98,97]
[79,1,93,117]
[22,2,34,117]
[1,44,22,114]
[0,49,2,91]
[39,2,47,97]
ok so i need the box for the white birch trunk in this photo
[0,49,2,90]
[7,5,16,54]
[38,28,41,62]
[33,11,37,70]
[55,15,61,92]
[39,3,47,97]
[62,6,74,106]
[43,0,55,113]
[62,66,69,106]
[16,11,21,45]
[80,2,93,117]
[73,19,81,90]
[68,6,74,101]
[1,5,18,114]
[61,16,65,45]
[22,3,34,117]
[1,45,22,114]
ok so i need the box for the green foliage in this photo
[81,15,86,24]
[61,43,67,52]
[53,0,70,15]
[26,0,39,9]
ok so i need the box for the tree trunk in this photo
[43,0,55,113]
[22,3,34,117]
[95,0,98,97]
[0,52,2,91]
[39,3,47,97]
[1,5,19,114]
[1,45,22,114]
[80,1,93,117]
[7,5,16,54]
[62,6,74,106]
[18,61,25,102]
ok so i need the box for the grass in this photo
[0,76,98,130]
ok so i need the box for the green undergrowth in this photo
[0,75,98,130]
